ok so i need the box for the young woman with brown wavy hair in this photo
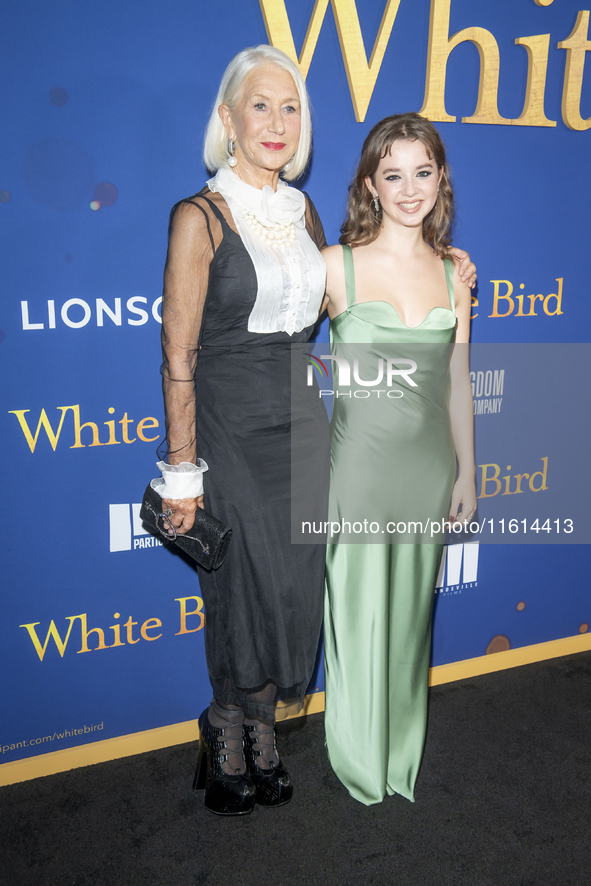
[322,113,476,805]
[339,113,455,256]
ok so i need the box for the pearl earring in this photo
[228,138,237,168]
[372,193,380,214]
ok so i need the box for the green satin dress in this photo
[324,245,457,805]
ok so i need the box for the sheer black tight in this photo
[243,682,279,770]
[208,701,245,775]
[208,682,279,775]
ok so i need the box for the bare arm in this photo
[449,264,477,522]
[321,244,349,319]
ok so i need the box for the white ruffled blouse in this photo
[206,168,326,336]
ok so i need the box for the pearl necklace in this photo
[244,212,296,251]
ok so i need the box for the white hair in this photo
[203,45,312,182]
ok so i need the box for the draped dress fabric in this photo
[324,245,457,804]
[161,187,329,721]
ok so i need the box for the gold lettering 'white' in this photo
[259,0,403,122]
[261,0,580,129]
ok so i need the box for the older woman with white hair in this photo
[157,45,329,817]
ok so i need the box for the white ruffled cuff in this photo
[150,460,208,500]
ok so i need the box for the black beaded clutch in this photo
[140,483,232,570]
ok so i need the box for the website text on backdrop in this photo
[155,43,476,816]
[322,113,476,805]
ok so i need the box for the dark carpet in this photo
[2,651,590,886]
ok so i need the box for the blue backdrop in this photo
[2,0,590,767]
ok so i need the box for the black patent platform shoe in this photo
[243,721,293,807]
[193,708,256,816]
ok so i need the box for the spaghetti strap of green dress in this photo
[324,245,458,805]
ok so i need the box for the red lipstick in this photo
[262,142,286,151]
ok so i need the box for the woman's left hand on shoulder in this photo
[448,247,477,289]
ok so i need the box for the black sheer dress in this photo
[160,186,329,720]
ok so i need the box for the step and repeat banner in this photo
[2,0,590,770]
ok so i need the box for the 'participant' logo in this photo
[109,504,163,552]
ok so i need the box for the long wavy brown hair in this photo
[340,113,454,258]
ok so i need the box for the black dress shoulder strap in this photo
[196,191,229,228]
